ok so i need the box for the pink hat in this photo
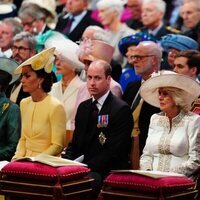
[78,39,114,64]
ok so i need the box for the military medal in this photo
[99,132,106,145]
[97,114,109,128]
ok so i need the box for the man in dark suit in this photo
[180,1,200,48]
[18,2,54,35]
[55,0,102,42]
[122,41,161,169]
[140,0,181,70]
[125,0,143,30]
[64,59,133,198]
[141,0,180,40]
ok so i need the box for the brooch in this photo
[2,102,9,113]
[99,132,106,145]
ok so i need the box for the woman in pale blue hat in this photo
[0,57,21,161]
[160,34,199,69]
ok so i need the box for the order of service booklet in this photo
[111,170,186,179]
[0,161,9,171]
[14,154,87,167]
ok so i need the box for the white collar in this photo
[92,90,110,110]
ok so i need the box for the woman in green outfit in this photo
[0,57,21,161]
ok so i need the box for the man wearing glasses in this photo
[6,32,36,105]
[18,2,54,36]
[122,41,161,169]
[11,32,36,64]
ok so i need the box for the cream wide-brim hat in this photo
[22,0,56,18]
[140,70,200,108]
[21,0,56,28]
[15,47,55,74]
[44,31,84,71]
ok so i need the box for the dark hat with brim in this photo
[0,57,20,84]
[118,32,157,56]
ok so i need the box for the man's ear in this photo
[107,75,111,84]
[190,66,197,76]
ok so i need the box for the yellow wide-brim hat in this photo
[15,47,55,74]
[140,70,200,108]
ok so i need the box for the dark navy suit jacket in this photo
[65,92,133,177]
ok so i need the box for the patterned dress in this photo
[140,111,200,177]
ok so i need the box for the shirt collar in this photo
[0,48,12,58]
[148,23,163,36]
[92,90,110,110]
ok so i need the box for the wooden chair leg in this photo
[130,135,140,169]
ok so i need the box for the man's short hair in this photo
[2,17,23,35]
[13,31,36,51]
[91,59,112,77]
[142,0,166,14]
[176,50,200,75]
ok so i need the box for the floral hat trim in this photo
[77,39,93,61]
[118,32,157,56]
[15,47,55,74]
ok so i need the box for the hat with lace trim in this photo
[140,70,200,108]
[78,39,114,64]
[15,47,55,74]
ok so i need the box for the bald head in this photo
[89,60,112,77]
[137,41,162,60]
[131,41,162,79]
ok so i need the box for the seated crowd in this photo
[0,0,200,199]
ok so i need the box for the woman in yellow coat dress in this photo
[12,47,66,159]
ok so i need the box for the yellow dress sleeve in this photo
[12,99,27,160]
[42,103,66,156]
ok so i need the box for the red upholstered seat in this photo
[0,161,93,200]
[1,161,90,182]
[100,173,197,200]
[104,173,195,193]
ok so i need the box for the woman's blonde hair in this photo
[162,87,194,112]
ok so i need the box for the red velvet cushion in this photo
[1,161,90,182]
[104,173,195,193]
